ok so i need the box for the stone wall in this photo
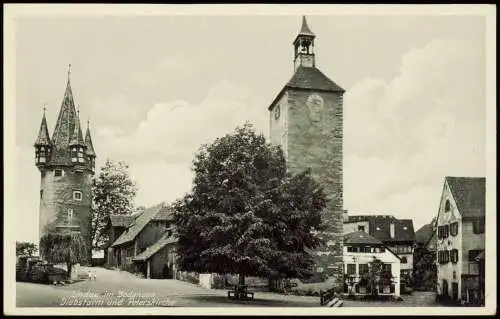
[270,88,344,288]
[39,166,93,261]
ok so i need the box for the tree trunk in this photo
[67,262,72,280]
[239,273,245,286]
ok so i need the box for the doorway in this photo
[442,280,449,297]
[452,283,459,301]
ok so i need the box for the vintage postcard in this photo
[3,3,496,316]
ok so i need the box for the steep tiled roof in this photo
[69,111,85,146]
[344,231,384,245]
[345,215,416,243]
[153,205,174,221]
[268,66,345,110]
[111,203,169,247]
[287,66,345,93]
[50,80,78,165]
[132,234,177,262]
[84,124,96,156]
[446,177,486,218]
[109,215,134,228]
[34,112,51,146]
[415,223,434,245]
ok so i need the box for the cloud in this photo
[95,80,269,207]
[343,38,485,230]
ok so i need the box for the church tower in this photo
[269,16,345,287]
[34,66,96,261]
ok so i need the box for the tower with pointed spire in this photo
[34,66,97,261]
[268,16,345,288]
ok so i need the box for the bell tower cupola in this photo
[293,15,316,72]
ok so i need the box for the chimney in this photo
[390,222,395,239]
[343,210,348,222]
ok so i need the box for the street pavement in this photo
[16,267,319,307]
[16,267,437,307]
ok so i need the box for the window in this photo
[450,249,459,263]
[382,264,392,273]
[78,151,85,163]
[359,264,369,275]
[347,246,353,252]
[445,200,451,212]
[450,222,459,236]
[358,225,365,232]
[67,208,74,224]
[380,247,386,253]
[40,190,43,199]
[473,218,485,234]
[401,256,408,264]
[468,250,483,262]
[438,250,451,264]
[346,264,356,275]
[54,169,63,177]
[443,225,449,238]
[73,191,82,201]
[362,246,371,253]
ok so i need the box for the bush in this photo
[30,264,68,284]
[212,274,227,289]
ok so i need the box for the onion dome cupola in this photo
[34,106,52,167]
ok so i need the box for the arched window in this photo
[445,200,451,212]
[401,256,408,264]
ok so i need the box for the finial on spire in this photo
[298,15,315,37]
[68,64,72,82]
[43,103,47,114]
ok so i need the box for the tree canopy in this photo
[91,159,138,249]
[16,241,38,256]
[172,123,326,282]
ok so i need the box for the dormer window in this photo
[71,146,85,163]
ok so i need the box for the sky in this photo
[13,12,487,244]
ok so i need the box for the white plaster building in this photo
[343,231,401,298]
[343,212,415,292]
[435,176,485,305]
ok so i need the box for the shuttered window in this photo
[450,222,459,236]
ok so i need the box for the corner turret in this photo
[34,106,52,168]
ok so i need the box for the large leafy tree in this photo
[16,241,38,257]
[173,123,326,286]
[91,159,137,249]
